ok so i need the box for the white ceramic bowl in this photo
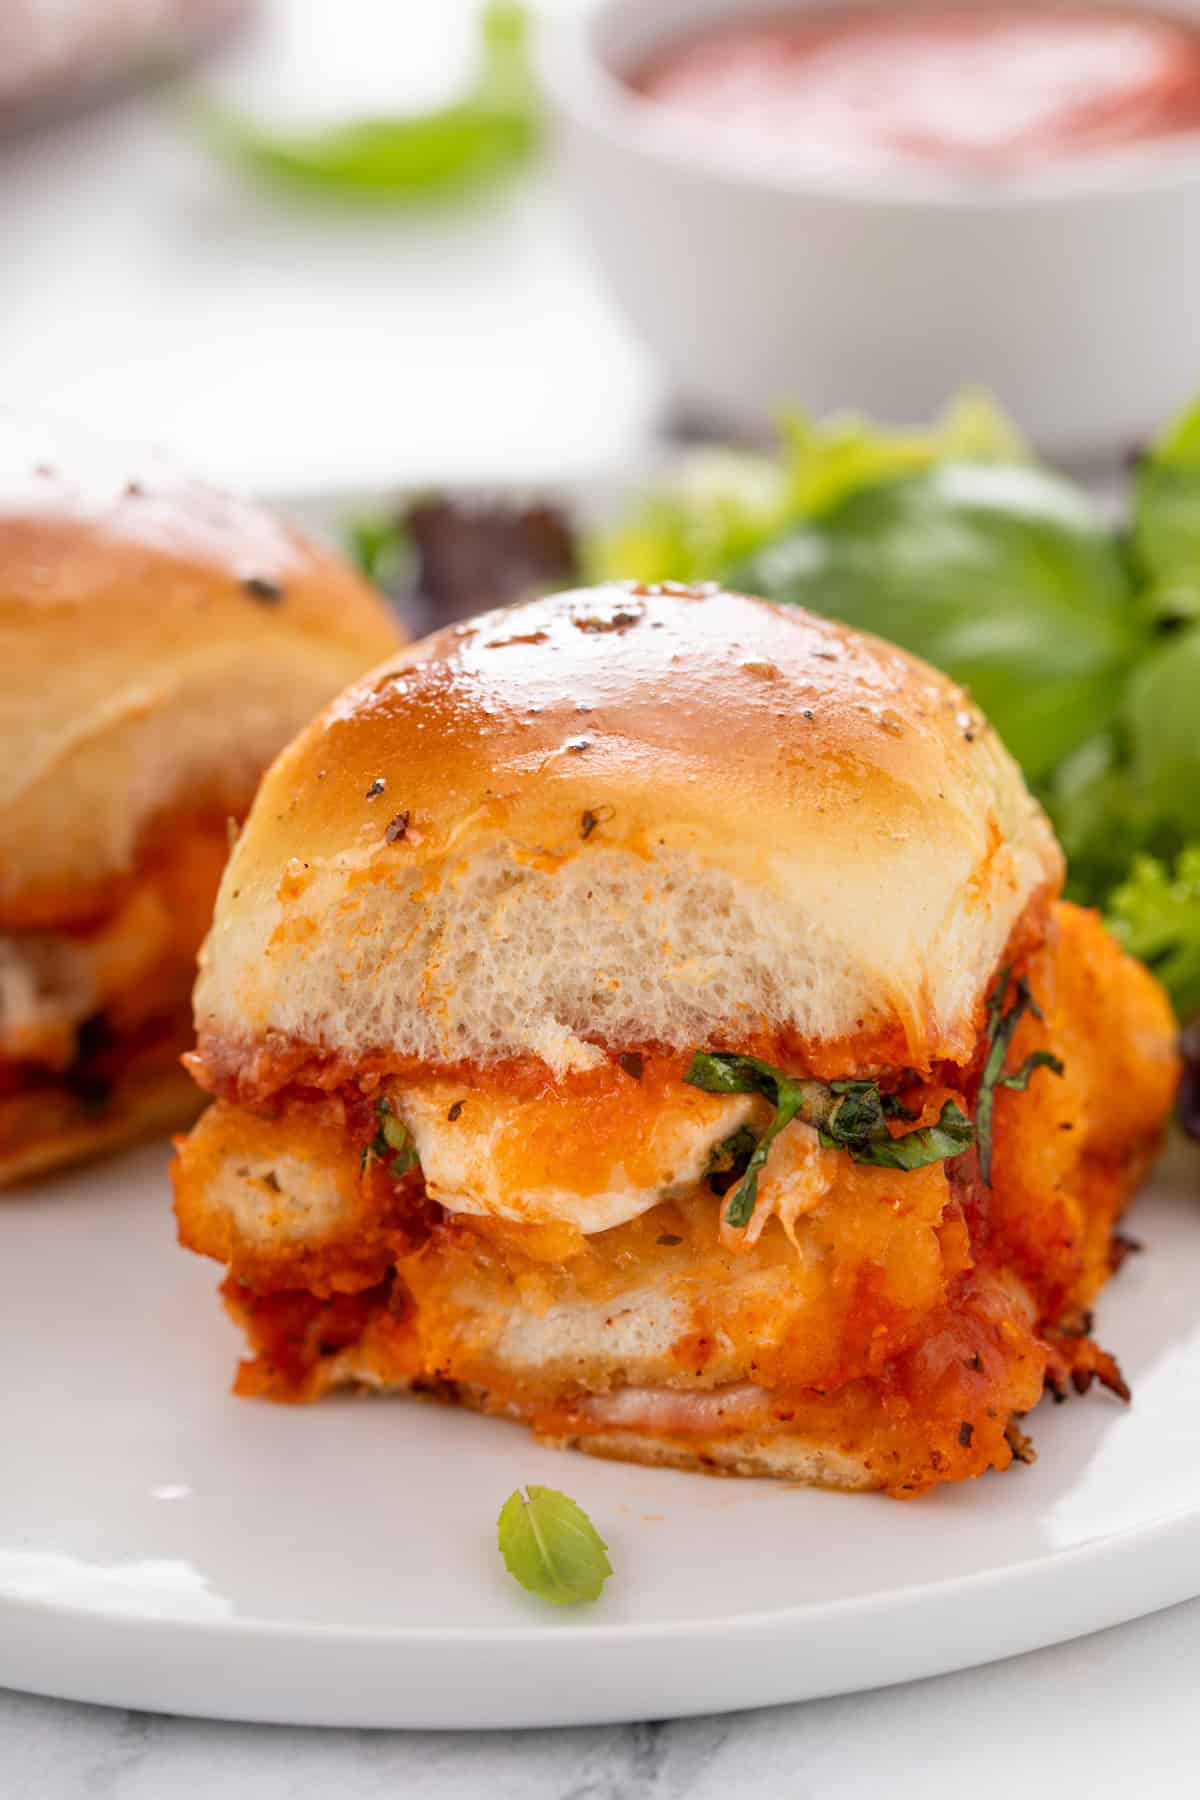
[542,0,1200,452]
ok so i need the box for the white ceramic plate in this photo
[1,1137,1198,1728]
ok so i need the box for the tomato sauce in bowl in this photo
[629,5,1200,175]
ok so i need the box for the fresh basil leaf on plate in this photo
[497,1486,612,1606]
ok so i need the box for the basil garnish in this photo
[497,1485,612,1606]
[360,1096,420,1178]
[976,967,1064,1185]
[684,1052,973,1228]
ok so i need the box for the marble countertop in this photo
[6,1597,1200,1796]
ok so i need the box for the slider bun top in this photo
[196,583,1062,1079]
[0,413,402,927]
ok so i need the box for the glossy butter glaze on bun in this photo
[195,581,1061,1082]
[176,584,1178,1496]
[0,412,403,1184]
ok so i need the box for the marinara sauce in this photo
[630,6,1200,173]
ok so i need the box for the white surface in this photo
[0,0,657,497]
[1,1139,1199,1730]
[544,0,1200,453]
[6,1601,1200,1798]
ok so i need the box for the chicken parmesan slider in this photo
[175,582,1179,1494]
[0,414,402,1184]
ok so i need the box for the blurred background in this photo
[7,0,1200,494]
[0,0,656,497]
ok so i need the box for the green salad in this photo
[586,393,1200,1024]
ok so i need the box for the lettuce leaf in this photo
[1124,626,1200,842]
[1132,396,1200,627]
[584,448,787,587]
[1050,623,1200,912]
[589,392,1131,779]
[1107,850,1200,1020]
[584,391,1026,588]
[1046,405,1200,935]
[347,515,409,589]
[781,387,1028,517]
[735,462,1139,781]
[1046,737,1157,907]
[494,387,1199,1021]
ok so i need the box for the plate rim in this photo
[2,1442,1199,1728]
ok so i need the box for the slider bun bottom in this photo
[420,1391,878,1491]
[219,1270,1047,1496]
[0,1062,200,1188]
[219,1304,882,1488]
[542,1427,874,1487]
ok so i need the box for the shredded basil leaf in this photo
[722,1089,804,1228]
[976,967,1065,1186]
[705,1124,760,1200]
[684,1052,973,1228]
[360,1096,420,1178]
[838,1098,975,1170]
[710,1124,760,1168]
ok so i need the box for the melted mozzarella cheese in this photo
[399,1080,758,1234]
[726,1119,838,1251]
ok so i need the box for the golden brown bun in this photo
[270,1366,885,1491]
[0,412,403,926]
[197,582,1061,1077]
[0,1058,201,1187]
[530,1422,878,1488]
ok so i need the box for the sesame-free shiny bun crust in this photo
[196,583,1063,1078]
[0,412,402,924]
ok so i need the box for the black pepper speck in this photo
[243,575,285,604]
